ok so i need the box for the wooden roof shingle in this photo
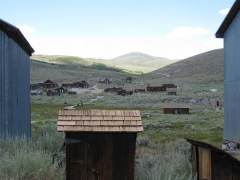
[57,109,143,132]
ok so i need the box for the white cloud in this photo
[165,26,210,40]
[27,26,222,60]
[219,8,230,16]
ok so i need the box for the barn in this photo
[57,109,143,180]
[0,19,34,137]
[216,0,240,143]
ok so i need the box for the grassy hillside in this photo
[110,52,176,73]
[30,59,130,84]
[32,53,175,74]
[142,49,224,83]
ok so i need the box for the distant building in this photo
[167,88,177,95]
[162,84,177,89]
[62,81,90,89]
[162,103,190,114]
[30,83,43,90]
[72,80,89,88]
[42,79,58,89]
[104,87,124,93]
[146,85,166,92]
[99,78,112,85]
[0,19,34,137]
[134,88,146,93]
[216,0,240,143]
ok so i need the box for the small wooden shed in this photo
[162,103,190,114]
[57,109,143,180]
[187,139,240,180]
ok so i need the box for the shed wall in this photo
[0,29,31,137]
[66,132,136,180]
[224,11,240,142]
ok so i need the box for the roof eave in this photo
[215,0,240,39]
[0,19,34,55]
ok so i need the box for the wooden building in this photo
[46,87,66,96]
[0,19,34,137]
[146,85,166,92]
[134,88,146,93]
[167,88,177,95]
[72,80,89,88]
[42,79,58,89]
[104,87,124,93]
[99,78,112,85]
[117,89,133,96]
[187,139,240,180]
[62,82,74,89]
[162,84,177,89]
[57,109,143,180]
[30,83,43,90]
[162,103,190,114]
[216,0,240,143]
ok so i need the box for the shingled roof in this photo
[57,110,143,132]
[216,0,240,38]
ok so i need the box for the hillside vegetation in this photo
[30,60,129,83]
[143,49,224,83]
[32,52,175,74]
[110,52,175,73]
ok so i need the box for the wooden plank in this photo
[198,147,211,180]
[57,125,144,132]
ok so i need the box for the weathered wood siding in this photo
[163,108,189,114]
[224,11,240,142]
[66,132,137,180]
[189,140,240,180]
[0,29,31,137]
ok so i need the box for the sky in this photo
[0,0,235,59]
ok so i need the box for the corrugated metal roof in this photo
[0,19,34,55]
[216,0,240,38]
[57,109,143,132]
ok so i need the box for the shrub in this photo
[0,123,65,180]
[135,139,194,180]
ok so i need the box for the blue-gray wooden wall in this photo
[0,29,31,137]
[224,12,240,142]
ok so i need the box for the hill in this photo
[32,53,174,74]
[30,59,130,84]
[110,52,175,73]
[142,49,224,83]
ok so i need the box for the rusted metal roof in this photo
[216,0,240,38]
[57,109,143,132]
[0,19,34,55]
